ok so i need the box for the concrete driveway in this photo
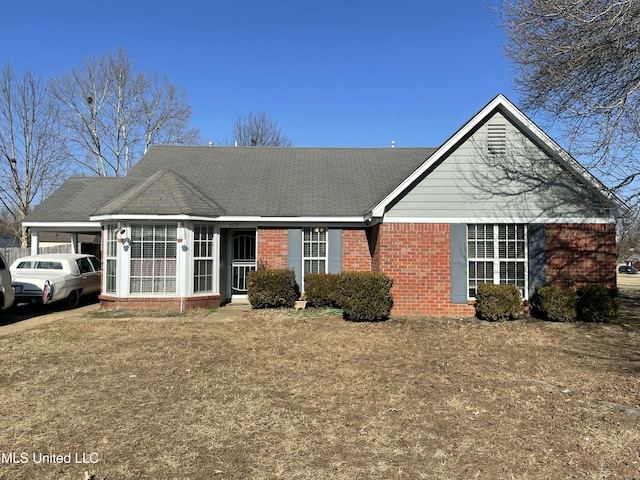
[617,272,640,289]
[0,298,252,337]
[0,301,100,336]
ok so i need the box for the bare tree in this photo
[617,212,640,262]
[499,0,640,204]
[48,47,200,177]
[0,65,68,246]
[229,112,292,147]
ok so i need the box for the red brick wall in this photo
[342,228,372,271]
[372,223,475,317]
[257,228,288,269]
[546,223,617,288]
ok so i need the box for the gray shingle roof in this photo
[92,169,225,217]
[25,146,437,223]
[24,177,136,223]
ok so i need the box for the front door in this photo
[231,231,256,297]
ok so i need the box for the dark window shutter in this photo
[328,229,342,274]
[288,229,302,288]
[528,223,546,297]
[450,224,468,304]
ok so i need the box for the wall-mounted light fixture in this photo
[177,222,184,243]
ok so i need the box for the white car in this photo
[11,253,101,308]
[0,251,15,312]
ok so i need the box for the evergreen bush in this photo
[530,286,578,322]
[304,273,340,308]
[475,283,522,321]
[247,269,299,309]
[576,286,620,323]
[336,272,393,321]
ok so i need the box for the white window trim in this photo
[193,224,216,294]
[302,227,329,290]
[468,224,528,300]
[104,224,119,294]
[129,223,179,296]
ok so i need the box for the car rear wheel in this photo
[66,290,80,309]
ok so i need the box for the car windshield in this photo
[17,261,63,270]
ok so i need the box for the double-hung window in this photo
[193,224,215,293]
[468,224,527,298]
[130,224,177,294]
[303,227,327,275]
[105,224,118,294]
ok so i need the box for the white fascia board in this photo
[369,94,628,218]
[89,214,219,222]
[383,216,616,224]
[216,216,366,224]
[23,222,101,229]
[89,214,368,226]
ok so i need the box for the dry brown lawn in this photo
[0,296,639,480]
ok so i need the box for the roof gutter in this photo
[88,214,369,225]
[23,222,101,229]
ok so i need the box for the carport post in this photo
[30,229,39,255]
[70,233,78,254]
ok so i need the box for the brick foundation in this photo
[99,294,221,311]
[546,223,617,288]
[372,223,475,317]
[257,228,288,269]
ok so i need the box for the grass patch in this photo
[0,310,639,479]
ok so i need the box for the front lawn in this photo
[0,308,638,479]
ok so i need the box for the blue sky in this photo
[2,0,517,148]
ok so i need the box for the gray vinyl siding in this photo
[386,112,611,220]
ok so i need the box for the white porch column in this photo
[70,233,79,254]
[30,230,39,255]
[214,225,221,296]
[177,222,191,298]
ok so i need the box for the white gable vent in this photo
[487,123,507,155]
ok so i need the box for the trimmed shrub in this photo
[304,273,340,308]
[530,286,578,322]
[576,286,620,323]
[247,269,299,309]
[336,272,393,321]
[475,283,522,321]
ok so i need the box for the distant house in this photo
[22,95,627,316]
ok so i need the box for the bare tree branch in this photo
[499,0,640,205]
[228,112,292,147]
[48,47,200,177]
[0,65,67,246]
